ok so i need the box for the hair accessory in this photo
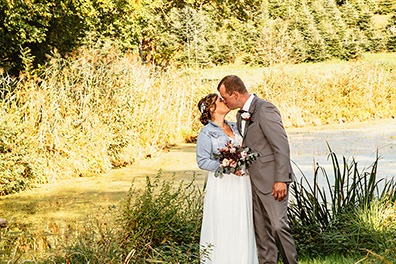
[200,104,206,114]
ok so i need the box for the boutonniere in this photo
[239,110,253,122]
[241,112,251,121]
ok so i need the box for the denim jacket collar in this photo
[207,120,239,135]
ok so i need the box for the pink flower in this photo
[230,147,236,153]
[241,151,247,159]
[222,159,230,167]
[230,161,237,168]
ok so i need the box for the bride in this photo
[196,93,258,263]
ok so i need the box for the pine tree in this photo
[323,0,347,58]
[355,3,381,51]
[342,28,364,59]
[341,2,360,27]
[291,1,328,61]
[310,0,344,58]
[169,7,210,67]
[268,0,293,19]
[378,0,396,14]
[386,7,396,51]
[289,28,308,63]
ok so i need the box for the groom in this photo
[218,75,299,264]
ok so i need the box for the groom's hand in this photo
[272,182,287,201]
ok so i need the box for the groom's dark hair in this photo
[217,75,248,95]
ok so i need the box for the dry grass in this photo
[253,61,396,127]
[1,46,395,187]
[0,47,212,185]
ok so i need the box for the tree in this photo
[291,1,328,61]
[385,7,396,51]
[322,0,347,58]
[170,7,210,67]
[378,0,396,14]
[268,0,294,20]
[0,0,89,75]
[342,28,364,59]
[341,2,360,27]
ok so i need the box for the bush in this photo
[0,114,44,195]
[0,172,204,263]
[120,172,203,263]
[45,172,203,263]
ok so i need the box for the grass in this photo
[373,14,392,29]
[289,147,396,258]
[299,254,363,264]
[0,151,395,263]
[0,172,204,263]
[0,45,395,194]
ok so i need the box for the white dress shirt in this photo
[241,94,254,136]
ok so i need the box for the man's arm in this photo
[258,103,292,201]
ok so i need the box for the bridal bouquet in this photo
[213,141,259,177]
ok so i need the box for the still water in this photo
[289,119,396,186]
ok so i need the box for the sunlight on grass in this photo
[1,48,395,193]
[363,52,396,61]
[373,14,392,29]
[299,254,361,264]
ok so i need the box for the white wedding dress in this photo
[200,134,258,264]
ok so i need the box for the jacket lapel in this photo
[243,95,258,140]
[236,111,242,135]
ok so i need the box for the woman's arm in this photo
[196,131,220,172]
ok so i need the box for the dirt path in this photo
[0,119,395,226]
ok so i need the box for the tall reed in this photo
[254,62,396,127]
[1,45,395,193]
[288,147,396,256]
[0,46,212,191]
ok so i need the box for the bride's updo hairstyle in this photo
[198,93,218,125]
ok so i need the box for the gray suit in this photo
[237,95,298,264]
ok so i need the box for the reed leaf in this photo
[289,148,396,256]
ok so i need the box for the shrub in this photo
[0,172,204,263]
[120,172,203,263]
[0,114,44,195]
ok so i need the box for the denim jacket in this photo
[196,120,240,172]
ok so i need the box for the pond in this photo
[289,119,396,187]
[0,119,395,226]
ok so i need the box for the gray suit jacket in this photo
[237,95,294,194]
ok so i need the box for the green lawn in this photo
[299,255,362,264]
[191,52,396,89]
[363,52,396,61]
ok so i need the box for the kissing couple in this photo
[196,75,299,264]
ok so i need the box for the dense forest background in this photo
[1,0,396,75]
